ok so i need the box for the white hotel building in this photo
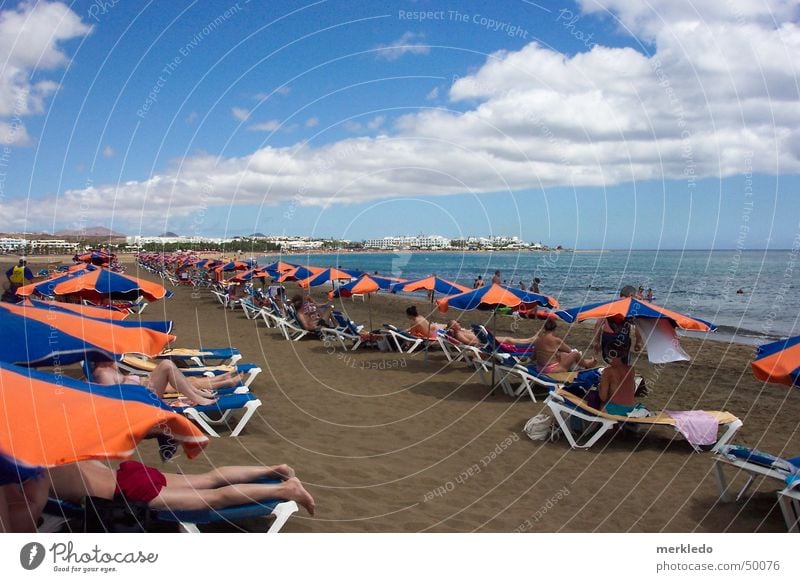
[363,235,452,250]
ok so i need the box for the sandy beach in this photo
[23,257,800,533]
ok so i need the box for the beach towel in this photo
[637,318,690,364]
[665,410,718,446]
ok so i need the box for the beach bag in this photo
[523,414,559,442]
[82,495,154,533]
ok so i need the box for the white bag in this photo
[523,414,559,442]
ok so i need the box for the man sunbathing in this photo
[92,359,244,406]
[534,319,597,373]
[598,353,639,416]
[446,320,537,349]
[48,460,315,516]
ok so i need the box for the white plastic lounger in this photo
[545,388,741,452]
[714,445,800,502]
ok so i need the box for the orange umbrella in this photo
[329,275,381,329]
[402,276,470,295]
[49,267,170,302]
[22,298,128,320]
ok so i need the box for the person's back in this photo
[599,358,637,413]
[534,330,561,369]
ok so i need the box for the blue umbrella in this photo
[26,300,173,334]
[437,283,558,312]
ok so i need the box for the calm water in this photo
[259,250,799,343]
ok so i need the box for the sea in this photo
[257,249,799,345]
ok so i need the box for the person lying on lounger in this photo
[91,359,244,406]
[534,319,597,373]
[48,460,316,516]
[446,320,537,349]
[291,294,335,331]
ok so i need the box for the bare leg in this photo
[557,351,582,371]
[150,477,315,515]
[148,360,216,405]
[1,477,48,532]
[186,372,244,392]
[164,464,296,489]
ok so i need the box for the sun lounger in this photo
[545,388,742,451]
[277,307,313,341]
[497,365,603,402]
[713,444,800,502]
[158,347,242,366]
[318,312,379,350]
[169,392,262,438]
[43,477,297,533]
[381,324,435,353]
[240,297,264,320]
[777,476,800,532]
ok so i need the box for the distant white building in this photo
[0,237,26,251]
[363,235,451,249]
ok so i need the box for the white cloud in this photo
[374,31,430,60]
[185,111,198,124]
[305,116,319,128]
[4,3,800,231]
[231,106,250,121]
[102,145,114,158]
[247,119,281,132]
[344,115,385,133]
[0,2,90,145]
[426,87,439,101]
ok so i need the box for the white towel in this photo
[636,318,691,364]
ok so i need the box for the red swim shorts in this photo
[114,461,167,503]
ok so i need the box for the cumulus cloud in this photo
[248,119,281,132]
[305,116,319,128]
[231,106,250,121]
[4,2,800,231]
[0,1,90,145]
[374,31,430,60]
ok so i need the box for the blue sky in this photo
[1,0,799,248]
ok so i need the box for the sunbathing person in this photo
[598,353,641,416]
[405,306,441,339]
[91,359,244,406]
[534,319,596,373]
[48,460,315,516]
[291,294,335,331]
[446,320,537,349]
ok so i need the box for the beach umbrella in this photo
[330,275,382,330]
[43,267,172,302]
[231,267,269,283]
[74,250,115,265]
[752,336,800,387]
[555,297,714,331]
[262,260,297,275]
[400,276,471,297]
[437,283,558,313]
[298,268,354,289]
[0,362,207,484]
[16,266,97,298]
[277,265,320,282]
[24,298,127,320]
[215,260,252,272]
[0,301,174,367]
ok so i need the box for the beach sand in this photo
[26,258,800,532]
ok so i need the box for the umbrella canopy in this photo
[16,266,97,298]
[0,301,174,366]
[0,362,207,483]
[24,298,127,320]
[215,260,252,272]
[752,336,800,387]
[555,297,715,331]
[231,267,269,283]
[194,259,222,269]
[400,276,470,296]
[262,261,297,274]
[44,267,171,302]
[74,250,115,265]
[437,283,558,313]
[332,274,381,298]
[298,268,354,288]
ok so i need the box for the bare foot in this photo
[583,357,598,368]
[192,395,218,406]
[284,477,316,516]
[269,464,295,479]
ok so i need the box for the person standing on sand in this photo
[5,257,32,297]
[592,285,643,366]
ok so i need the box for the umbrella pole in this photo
[490,307,497,392]
[368,293,373,332]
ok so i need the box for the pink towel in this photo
[665,410,718,446]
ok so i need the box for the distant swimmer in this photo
[736,288,745,295]
[646,288,654,302]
